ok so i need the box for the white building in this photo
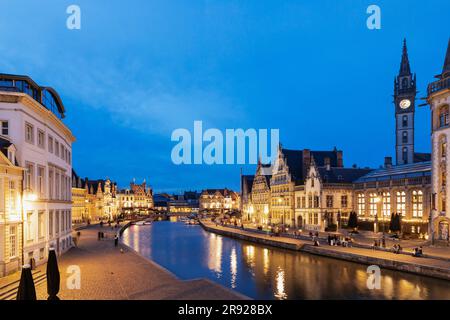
[428,40,450,243]
[0,73,75,270]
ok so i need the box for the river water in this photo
[121,220,450,300]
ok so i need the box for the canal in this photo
[121,221,450,300]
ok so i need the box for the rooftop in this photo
[354,161,431,183]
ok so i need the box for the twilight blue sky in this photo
[0,0,448,193]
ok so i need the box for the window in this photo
[326,195,333,208]
[27,211,33,241]
[396,191,406,216]
[357,194,365,215]
[439,105,449,128]
[382,192,391,217]
[402,147,408,163]
[55,210,60,235]
[61,145,64,160]
[48,136,54,153]
[49,210,54,238]
[402,115,408,127]
[37,129,45,148]
[369,193,377,216]
[308,195,312,208]
[38,211,45,239]
[37,166,45,198]
[25,162,34,190]
[412,190,423,218]
[39,248,45,260]
[301,196,306,208]
[314,195,319,208]
[1,120,8,136]
[341,195,348,208]
[25,123,34,143]
[441,140,447,159]
[9,180,16,212]
[55,141,59,157]
[402,131,408,144]
[9,226,17,258]
[48,168,54,200]
[55,171,60,200]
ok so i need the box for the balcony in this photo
[428,76,450,96]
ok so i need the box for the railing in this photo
[428,76,450,96]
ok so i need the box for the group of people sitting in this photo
[327,234,352,247]
[392,243,402,254]
[413,246,424,257]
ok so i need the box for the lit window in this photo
[357,194,365,216]
[396,191,406,216]
[382,192,390,217]
[9,226,17,258]
[412,190,423,218]
[326,195,333,208]
[341,195,348,208]
[369,193,377,216]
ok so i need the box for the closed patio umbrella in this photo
[46,247,60,300]
[16,264,36,300]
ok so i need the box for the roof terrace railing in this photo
[428,76,450,96]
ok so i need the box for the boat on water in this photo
[185,219,199,225]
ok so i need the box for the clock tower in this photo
[394,39,416,165]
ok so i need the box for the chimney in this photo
[324,157,331,171]
[384,156,392,168]
[337,150,343,167]
[303,149,311,178]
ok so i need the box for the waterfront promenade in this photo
[1,224,247,300]
[200,220,450,281]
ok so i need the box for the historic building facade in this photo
[0,140,24,277]
[240,40,450,240]
[199,188,240,214]
[295,159,371,232]
[0,73,75,269]
[117,180,154,215]
[428,39,450,242]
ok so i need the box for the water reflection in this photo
[122,221,450,300]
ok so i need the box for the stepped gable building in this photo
[428,38,450,242]
[117,179,154,215]
[269,146,344,226]
[295,158,372,231]
[240,174,255,220]
[199,188,240,213]
[0,73,75,274]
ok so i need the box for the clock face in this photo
[399,99,411,109]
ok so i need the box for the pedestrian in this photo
[114,235,119,247]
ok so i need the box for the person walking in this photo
[114,234,119,247]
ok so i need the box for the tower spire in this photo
[442,38,450,78]
[399,38,411,76]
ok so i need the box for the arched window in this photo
[402,115,408,127]
[402,131,408,143]
[439,105,449,128]
[369,193,377,216]
[402,147,408,163]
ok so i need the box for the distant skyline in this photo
[0,0,449,193]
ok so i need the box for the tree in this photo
[390,213,401,234]
[347,211,358,230]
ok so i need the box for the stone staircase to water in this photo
[0,270,46,300]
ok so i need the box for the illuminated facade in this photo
[117,180,154,215]
[0,73,75,268]
[428,39,450,242]
[199,189,240,214]
[295,159,370,232]
[0,140,24,276]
